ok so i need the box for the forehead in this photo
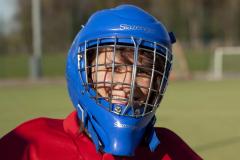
[97,47,152,64]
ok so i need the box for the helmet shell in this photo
[78,4,173,49]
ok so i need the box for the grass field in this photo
[0,79,239,159]
[0,54,66,78]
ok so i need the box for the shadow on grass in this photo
[194,136,240,152]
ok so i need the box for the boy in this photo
[0,4,202,160]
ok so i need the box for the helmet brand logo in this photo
[120,24,154,33]
[114,121,130,128]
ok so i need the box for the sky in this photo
[0,0,18,35]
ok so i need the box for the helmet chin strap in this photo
[87,116,102,150]
[149,130,161,152]
[77,103,160,155]
[144,116,161,152]
[77,104,103,150]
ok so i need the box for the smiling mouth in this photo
[111,95,128,105]
[110,96,144,105]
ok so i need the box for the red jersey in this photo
[0,111,202,160]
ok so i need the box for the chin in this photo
[112,100,128,105]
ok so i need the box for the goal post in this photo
[30,0,42,80]
[212,47,240,80]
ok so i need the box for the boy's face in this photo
[92,48,151,105]
[90,47,162,106]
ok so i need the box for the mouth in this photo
[110,94,145,105]
[111,95,128,105]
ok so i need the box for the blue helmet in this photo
[66,4,175,156]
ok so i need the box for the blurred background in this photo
[0,0,239,159]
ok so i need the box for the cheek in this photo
[137,78,151,94]
[92,68,112,86]
[92,69,111,97]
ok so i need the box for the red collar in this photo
[63,111,82,136]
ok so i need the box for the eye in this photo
[115,65,127,73]
[105,66,112,70]
[137,68,151,78]
[104,65,125,73]
[104,63,113,71]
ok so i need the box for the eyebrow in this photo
[100,48,154,67]
[104,51,133,65]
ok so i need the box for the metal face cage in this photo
[78,37,172,117]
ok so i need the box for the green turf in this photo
[0,54,66,78]
[156,79,239,159]
[222,55,240,72]
[185,49,212,72]
[0,81,72,136]
[0,79,239,159]
[0,54,29,78]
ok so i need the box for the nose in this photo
[113,66,132,90]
